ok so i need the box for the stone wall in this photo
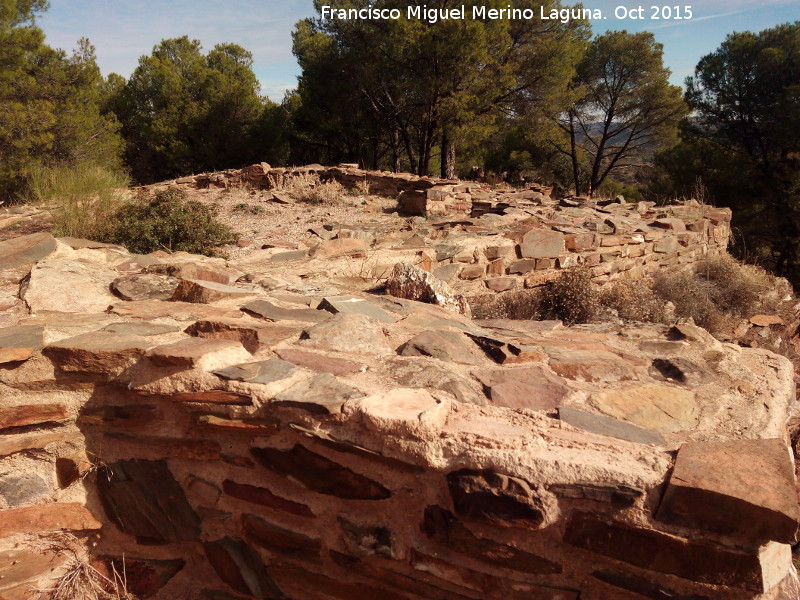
[0,232,798,600]
[153,163,732,297]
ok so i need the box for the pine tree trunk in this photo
[441,131,456,179]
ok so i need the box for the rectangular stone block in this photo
[564,511,781,592]
[656,439,800,544]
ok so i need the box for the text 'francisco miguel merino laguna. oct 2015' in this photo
[320,4,695,24]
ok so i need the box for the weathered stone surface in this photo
[0,403,70,430]
[24,257,118,313]
[146,261,242,285]
[318,294,396,322]
[656,438,800,544]
[171,279,255,303]
[558,407,665,445]
[485,276,518,292]
[398,330,482,364]
[546,345,640,382]
[270,564,408,600]
[548,482,642,506]
[104,432,221,460]
[108,299,244,321]
[0,472,49,507]
[223,480,314,517]
[97,459,201,543]
[590,385,699,433]
[204,537,282,599]
[0,548,68,598]
[146,337,251,368]
[275,347,367,376]
[214,358,295,384]
[0,324,43,363]
[564,511,774,592]
[310,237,367,258]
[0,431,78,457]
[242,299,329,323]
[168,391,251,404]
[101,321,181,336]
[0,503,101,537]
[519,229,565,259]
[111,273,180,301]
[654,236,679,253]
[273,372,364,414]
[652,218,687,232]
[384,356,486,405]
[251,444,391,499]
[243,513,322,562]
[189,319,300,353]
[298,313,393,356]
[447,469,545,528]
[196,414,279,435]
[44,331,150,376]
[78,403,162,428]
[433,263,461,283]
[269,249,308,262]
[0,232,56,270]
[409,551,578,600]
[385,262,471,317]
[474,366,569,411]
[422,506,561,574]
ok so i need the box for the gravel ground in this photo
[186,187,409,261]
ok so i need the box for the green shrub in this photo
[102,188,237,256]
[537,268,598,325]
[26,163,129,239]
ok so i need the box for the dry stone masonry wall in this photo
[156,163,731,297]
[0,182,793,600]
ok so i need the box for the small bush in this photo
[651,254,776,334]
[469,290,541,320]
[600,279,666,322]
[102,188,237,256]
[266,172,344,205]
[538,268,599,325]
[26,162,129,239]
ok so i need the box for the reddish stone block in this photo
[656,438,800,544]
[0,503,101,537]
[223,480,314,517]
[0,403,70,430]
[564,511,769,591]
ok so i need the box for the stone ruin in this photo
[0,169,798,600]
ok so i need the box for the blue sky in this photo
[38,0,800,102]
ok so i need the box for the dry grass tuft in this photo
[600,278,666,323]
[266,172,345,205]
[538,268,599,325]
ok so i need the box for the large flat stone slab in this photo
[23,257,118,313]
[299,313,393,356]
[44,331,151,377]
[656,438,800,544]
[214,358,296,384]
[273,373,364,415]
[146,337,251,369]
[317,295,396,323]
[108,300,244,321]
[0,503,102,537]
[399,330,483,365]
[558,407,665,446]
[242,299,329,323]
[275,348,368,376]
[474,366,569,411]
[0,403,70,430]
[111,273,180,300]
[590,385,699,433]
[171,279,255,303]
[0,232,56,270]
